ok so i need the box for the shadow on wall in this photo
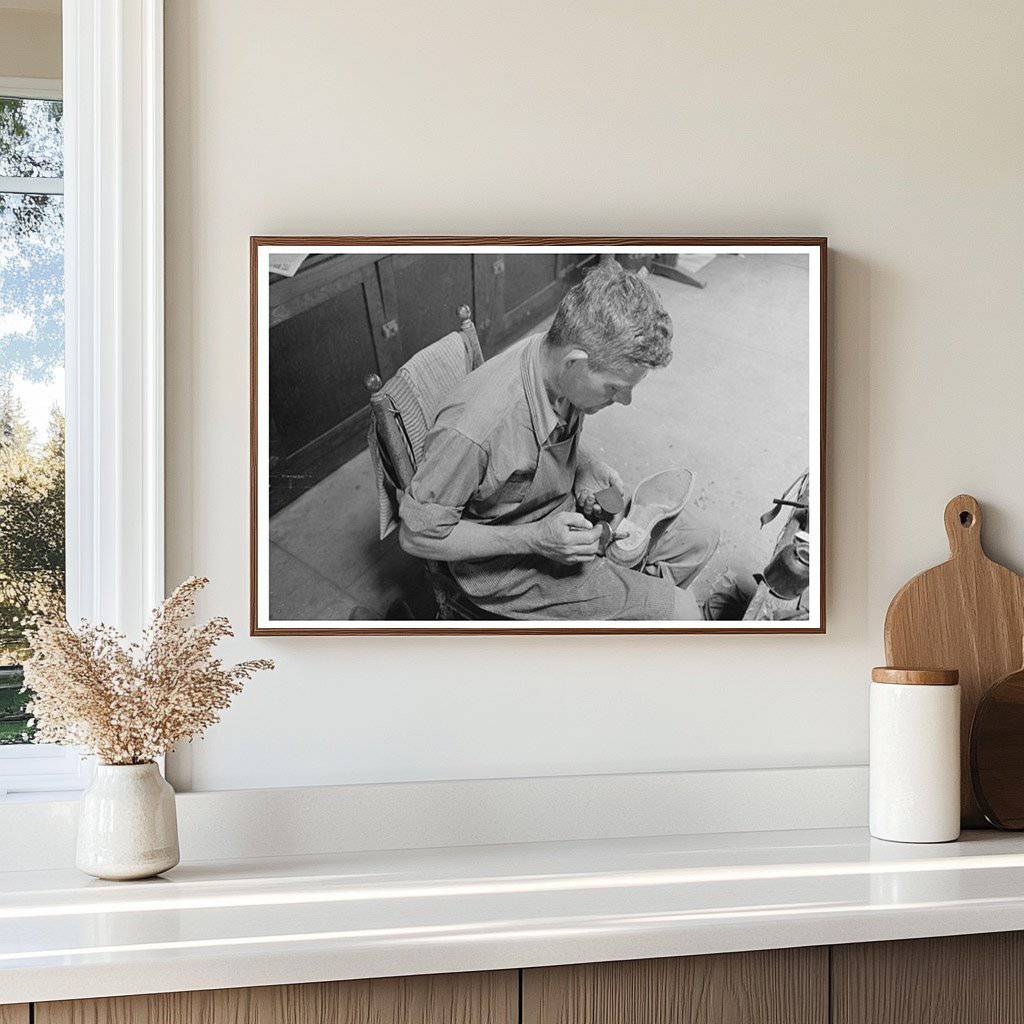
[828,249,871,642]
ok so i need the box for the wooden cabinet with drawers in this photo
[523,948,827,1024]
[267,251,593,512]
[19,933,1024,1024]
[832,933,1024,1024]
[34,972,516,1024]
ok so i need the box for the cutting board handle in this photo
[944,493,983,559]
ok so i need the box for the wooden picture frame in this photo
[251,237,827,635]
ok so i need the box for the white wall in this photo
[163,0,1024,792]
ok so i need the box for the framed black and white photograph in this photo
[250,237,825,634]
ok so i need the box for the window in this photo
[0,78,84,798]
[0,6,166,800]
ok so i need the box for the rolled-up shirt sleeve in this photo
[399,427,488,540]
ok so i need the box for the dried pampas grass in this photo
[23,577,273,765]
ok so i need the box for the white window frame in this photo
[0,77,61,101]
[0,76,63,191]
[0,1,164,800]
[0,75,78,798]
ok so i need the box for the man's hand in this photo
[527,511,603,565]
[574,460,625,520]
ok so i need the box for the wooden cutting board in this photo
[884,494,1024,826]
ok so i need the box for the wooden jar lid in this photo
[871,667,960,686]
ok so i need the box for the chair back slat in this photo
[365,309,502,619]
[370,327,480,488]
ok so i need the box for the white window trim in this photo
[0,175,63,194]
[0,743,93,800]
[0,76,61,101]
[0,76,75,797]
[0,78,63,206]
[0,1,165,800]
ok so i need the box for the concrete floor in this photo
[269,254,810,619]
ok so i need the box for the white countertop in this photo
[4,826,1024,1004]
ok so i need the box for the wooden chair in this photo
[365,306,505,620]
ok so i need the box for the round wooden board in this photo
[971,664,1024,829]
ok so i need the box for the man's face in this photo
[562,354,649,415]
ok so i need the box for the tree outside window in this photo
[0,93,65,744]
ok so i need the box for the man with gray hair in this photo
[398,260,720,620]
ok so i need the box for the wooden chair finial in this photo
[457,304,472,327]
[365,372,383,394]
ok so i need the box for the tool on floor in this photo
[743,468,812,622]
[763,530,811,599]
[760,471,810,529]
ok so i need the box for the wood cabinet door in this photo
[473,252,594,359]
[385,253,475,365]
[266,249,595,509]
[268,255,398,512]
[0,1006,29,1024]
[523,949,828,1024]
[833,932,1024,1024]
[270,256,399,455]
[36,970,517,1024]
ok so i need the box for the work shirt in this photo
[399,334,678,620]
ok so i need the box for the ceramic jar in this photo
[76,762,180,880]
[870,667,960,843]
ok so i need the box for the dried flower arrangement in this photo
[22,577,273,765]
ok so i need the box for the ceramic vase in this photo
[76,762,180,880]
